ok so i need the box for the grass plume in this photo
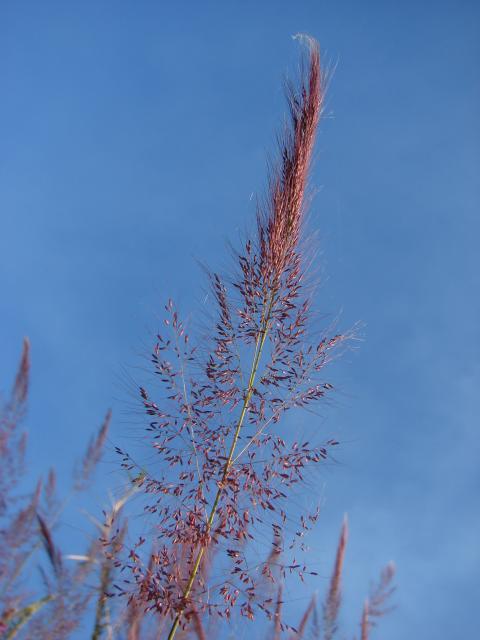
[0,36,395,640]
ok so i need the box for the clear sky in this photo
[0,1,478,638]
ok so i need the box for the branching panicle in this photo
[117,37,354,638]
[359,563,396,640]
[0,35,396,640]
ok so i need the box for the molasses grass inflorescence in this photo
[116,36,354,638]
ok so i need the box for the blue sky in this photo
[0,1,478,638]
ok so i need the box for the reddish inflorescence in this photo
[0,37,396,640]
[116,37,353,633]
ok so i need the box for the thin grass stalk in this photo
[273,584,283,640]
[122,35,328,632]
[91,480,141,639]
[189,608,207,640]
[360,601,369,640]
[358,562,395,640]
[4,595,54,639]
[91,557,112,640]
[323,516,348,640]
[292,594,316,639]
[167,296,275,639]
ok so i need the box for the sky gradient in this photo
[1,1,479,638]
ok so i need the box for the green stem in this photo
[166,298,274,640]
[4,595,54,639]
